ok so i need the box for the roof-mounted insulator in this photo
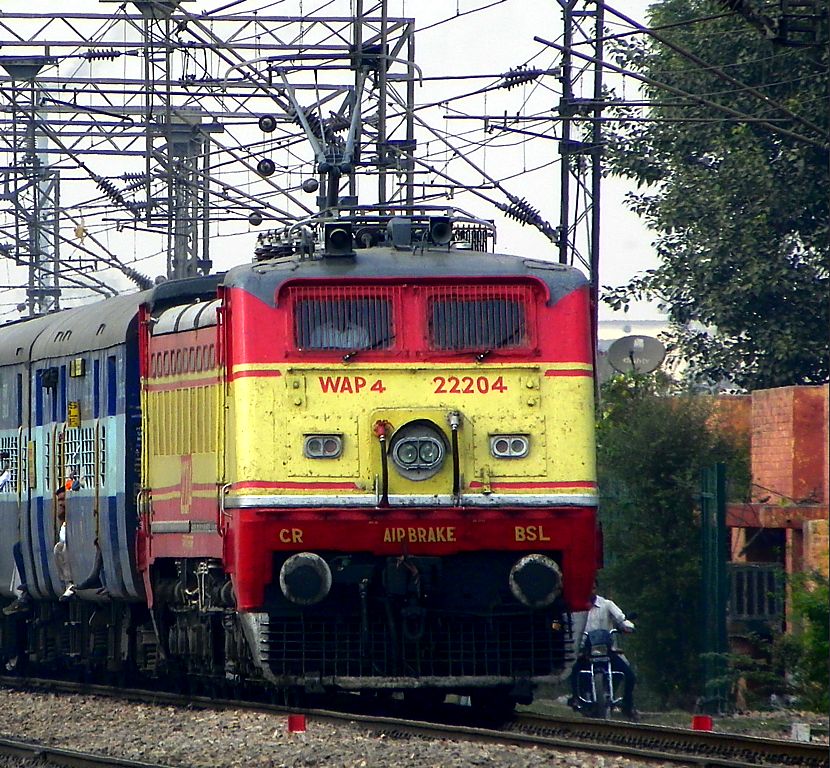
[289,106,350,142]
[497,195,558,243]
[122,265,154,291]
[500,66,542,90]
[82,49,121,61]
[254,229,296,261]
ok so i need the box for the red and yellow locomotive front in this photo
[139,234,598,697]
[217,246,599,695]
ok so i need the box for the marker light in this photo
[490,434,529,459]
[304,434,343,459]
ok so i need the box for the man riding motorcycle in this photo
[569,581,638,719]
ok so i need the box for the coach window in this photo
[16,373,23,425]
[59,366,67,422]
[0,375,10,422]
[93,359,101,418]
[106,356,117,416]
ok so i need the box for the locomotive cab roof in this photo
[241,211,587,307]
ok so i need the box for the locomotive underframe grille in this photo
[246,609,572,686]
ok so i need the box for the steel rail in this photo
[0,736,177,768]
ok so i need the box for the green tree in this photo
[597,373,748,707]
[780,573,830,711]
[602,0,829,389]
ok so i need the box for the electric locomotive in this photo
[0,209,599,707]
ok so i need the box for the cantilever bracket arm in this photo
[277,70,329,168]
[340,70,367,171]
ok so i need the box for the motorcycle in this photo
[573,628,629,719]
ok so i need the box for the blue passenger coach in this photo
[0,293,146,604]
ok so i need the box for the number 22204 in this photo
[433,375,507,394]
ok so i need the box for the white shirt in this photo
[584,595,635,633]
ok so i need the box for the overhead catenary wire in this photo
[603,3,829,143]
[533,34,829,152]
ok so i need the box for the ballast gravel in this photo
[0,687,659,768]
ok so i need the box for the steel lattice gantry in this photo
[0,3,416,292]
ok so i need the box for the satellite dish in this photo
[607,335,666,374]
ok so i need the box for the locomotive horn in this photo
[429,216,453,245]
[324,222,355,257]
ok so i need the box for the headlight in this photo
[279,552,332,605]
[490,434,529,459]
[395,441,419,465]
[304,434,343,459]
[419,441,441,464]
[389,422,447,481]
[509,554,562,608]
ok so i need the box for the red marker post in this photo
[692,715,713,731]
[287,714,307,734]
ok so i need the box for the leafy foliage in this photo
[602,0,829,389]
[779,572,830,711]
[597,373,748,707]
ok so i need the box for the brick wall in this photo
[750,386,828,505]
[711,394,751,444]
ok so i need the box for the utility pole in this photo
[701,463,729,713]
[589,0,605,379]
[557,1,576,266]
[556,0,605,379]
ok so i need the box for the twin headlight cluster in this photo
[304,424,529,481]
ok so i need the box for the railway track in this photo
[0,676,825,768]
[0,736,177,768]
[509,713,829,768]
